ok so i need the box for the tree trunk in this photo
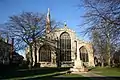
[108,54,111,66]
[106,41,111,66]
[33,39,37,67]
[101,56,104,67]
[108,49,111,66]
[101,62,104,67]
[29,44,33,69]
[34,46,37,67]
[105,27,111,67]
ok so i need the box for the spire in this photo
[47,8,50,23]
[46,8,51,33]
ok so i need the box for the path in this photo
[72,71,119,80]
[73,71,104,77]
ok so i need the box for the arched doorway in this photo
[39,45,51,62]
[60,32,71,61]
[79,46,88,62]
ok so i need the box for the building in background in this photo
[0,38,13,65]
[26,8,95,67]
[0,37,23,65]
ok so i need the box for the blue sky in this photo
[0,0,86,37]
[0,0,88,56]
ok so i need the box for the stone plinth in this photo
[70,59,85,72]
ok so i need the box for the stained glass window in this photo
[39,45,51,62]
[60,32,71,61]
[79,46,88,62]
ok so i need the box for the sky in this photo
[0,0,85,36]
[0,0,87,57]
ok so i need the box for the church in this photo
[25,8,95,68]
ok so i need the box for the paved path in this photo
[72,71,104,77]
[72,71,119,80]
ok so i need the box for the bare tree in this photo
[5,12,47,69]
[80,0,120,66]
[4,10,61,68]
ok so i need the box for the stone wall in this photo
[26,26,95,67]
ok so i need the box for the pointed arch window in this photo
[79,46,88,62]
[39,45,51,62]
[60,32,71,61]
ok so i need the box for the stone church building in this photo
[25,9,95,68]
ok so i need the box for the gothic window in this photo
[39,45,51,62]
[79,46,88,62]
[60,32,71,61]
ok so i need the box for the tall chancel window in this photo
[39,45,51,62]
[79,46,88,62]
[60,32,71,61]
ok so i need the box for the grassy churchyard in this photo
[0,67,120,80]
[91,67,120,77]
[0,67,89,80]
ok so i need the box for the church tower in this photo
[46,8,51,33]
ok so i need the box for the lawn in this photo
[91,67,120,77]
[1,66,120,80]
[0,67,90,80]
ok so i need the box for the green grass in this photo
[0,67,90,80]
[54,73,83,77]
[53,74,90,80]
[60,74,83,77]
[91,67,120,76]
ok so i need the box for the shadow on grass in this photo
[1,65,120,80]
[0,66,70,79]
[22,73,120,80]
[22,72,90,80]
